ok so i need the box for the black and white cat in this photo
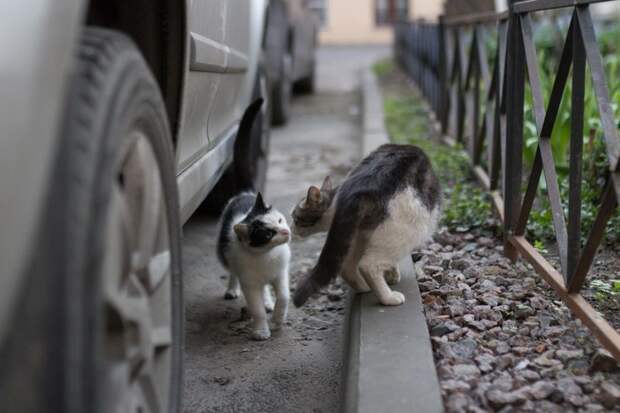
[291,144,441,307]
[217,192,291,340]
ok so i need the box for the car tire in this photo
[294,54,316,94]
[271,49,293,125]
[237,59,271,193]
[1,28,184,413]
[201,57,271,212]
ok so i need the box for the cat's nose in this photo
[279,229,290,237]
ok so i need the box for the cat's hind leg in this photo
[342,262,370,293]
[384,266,401,285]
[241,282,271,340]
[271,272,290,330]
[359,258,405,306]
[224,273,241,299]
[341,237,371,293]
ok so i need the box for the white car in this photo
[0,1,270,412]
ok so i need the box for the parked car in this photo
[266,0,319,125]
[0,1,270,412]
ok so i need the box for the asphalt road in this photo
[181,46,389,413]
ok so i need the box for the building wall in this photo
[410,1,443,22]
[319,0,394,44]
[318,0,448,45]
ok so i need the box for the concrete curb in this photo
[360,70,390,155]
[341,69,443,413]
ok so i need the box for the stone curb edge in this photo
[340,69,444,413]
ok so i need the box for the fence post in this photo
[438,16,448,133]
[503,6,524,261]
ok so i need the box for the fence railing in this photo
[395,0,620,359]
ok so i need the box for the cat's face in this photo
[291,176,335,238]
[234,194,291,250]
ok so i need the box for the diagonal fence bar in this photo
[394,0,620,360]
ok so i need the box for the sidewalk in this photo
[181,46,388,413]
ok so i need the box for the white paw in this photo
[264,302,274,313]
[381,291,405,306]
[250,328,271,341]
[224,289,239,299]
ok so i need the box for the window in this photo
[375,0,409,26]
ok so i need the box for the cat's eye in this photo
[278,218,283,223]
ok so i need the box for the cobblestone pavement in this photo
[181,46,388,413]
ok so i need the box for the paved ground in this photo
[182,45,388,413]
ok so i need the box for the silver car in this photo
[1,1,270,412]
[266,0,318,124]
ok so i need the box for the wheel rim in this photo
[100,131,173,413]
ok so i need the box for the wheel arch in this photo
[84,0,187,146]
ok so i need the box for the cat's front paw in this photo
[250,327,271,341]
[224,289,240,299]
[380,291,405,306]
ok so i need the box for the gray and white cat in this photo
[291,144,441,307]
[217,192,291,340]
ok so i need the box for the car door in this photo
[207,0,252,149]
[176,0,226,173]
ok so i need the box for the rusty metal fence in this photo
[395,0,620,359]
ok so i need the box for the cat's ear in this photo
[233,223,249,240]
[307,186,322,205]
[320,176,333,192]
[253,192,270,213]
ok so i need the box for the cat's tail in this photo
[293,195,362,307]
[234,98,264,192]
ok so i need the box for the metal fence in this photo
[395,0,620,359]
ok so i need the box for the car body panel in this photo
[175,0,225,172]
[177,125,237,223]
[1,0,268,343]
[178,0,267,222]
[176,0,267,223]
[0,0,85,343]
[207,0,253,149]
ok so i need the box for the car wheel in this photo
[26,28,182,413]
[294,54,316,94]
[271,49,293,125]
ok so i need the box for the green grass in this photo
[372,59,395,77]
[378,57,619,246]
[381,80,491,231]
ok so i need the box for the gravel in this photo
[418,227,620,412]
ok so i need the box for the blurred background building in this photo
[310,0,620,45]
[312,0,494,45]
